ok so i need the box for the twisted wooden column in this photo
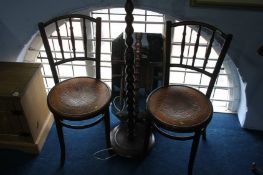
[134,33,142,118]
[109,0,155,158]
[124,0,135,139]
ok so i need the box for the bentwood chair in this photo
[38,14,111,165]
[146,21,232,175]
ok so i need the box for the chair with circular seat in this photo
[146,20,232,175]
[38,14,111,166]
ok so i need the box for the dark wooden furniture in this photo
[111,32,163,121]
[38,14,111,165]
[0,62,52,153]
[147,20,232,175]
[252,162,263,175]
[110,0,155,158]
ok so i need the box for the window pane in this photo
[146,16,163,22]
[101,54,111,61]
[52,39,60,51]
[101,67,111,79]
[101,41,111,53]
[73,66,87,76]
[93,9,108,13]
[213,88,229,100]
[134,23,145,33]
[110,23,125,38]
[146,24,163,33]
[72,21,82,37]
[185,72,201,85]
[75,40,84,52]
[200,75,210,86]
[110,14,125,21]
[92,14,109,20]
[169,71,185,84]
[147,10,162,16]
[58,65,73,77]
[46,78,55,88]
[217,75,229,87]
[134,15,145,22]
[171,45,181,57]
[133,9,145,15]
[110,8,126,14]
[212,101,229,112]
[43,64,52,76]
[101,22,110,38]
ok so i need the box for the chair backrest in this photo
[164,20,232,98]
[38,14,101,84]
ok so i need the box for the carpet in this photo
[0,112,263,175]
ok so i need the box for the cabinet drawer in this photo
[0,97,22,112]
[0,97,31,141]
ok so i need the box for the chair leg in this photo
[202,127,207,140]
[104,108,111,149]
[143,115,154,157]
[54,119,65,166]
[188,130,201,175]
[252,162,263,175]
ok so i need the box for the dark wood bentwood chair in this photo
[147,21,232,175]
[38,14,111,165]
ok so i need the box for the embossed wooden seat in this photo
[148,85,212,132]
[38,14,111,166]
[147,20,232,175]
[48,77,111,120]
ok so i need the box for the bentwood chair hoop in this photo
[41,14,98,27]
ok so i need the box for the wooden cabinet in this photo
[0,62,53,153]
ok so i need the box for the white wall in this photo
[1,0,263,130]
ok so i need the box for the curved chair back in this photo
[164,21,232,98]
[38,14,101,84]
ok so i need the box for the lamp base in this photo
[110,122,155,158]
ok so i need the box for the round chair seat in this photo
[47,77,111,120]
[147,85,213,132]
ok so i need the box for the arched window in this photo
[25,8,239,113]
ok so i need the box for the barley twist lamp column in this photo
[110,0,155,158]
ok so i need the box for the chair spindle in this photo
[69,17,76,58]
[203,30,215,70]
[55,21,65,60]
[95,18,101,80]
[82,18,88,58]
[180,25,187,65]
[192,26,201,66]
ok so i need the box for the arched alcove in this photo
[2,0,263,130]
[23,6,241,114]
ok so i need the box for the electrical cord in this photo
[112,96,126,112]
[93,148,117,160]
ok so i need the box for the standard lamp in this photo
[110,0,155,158]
